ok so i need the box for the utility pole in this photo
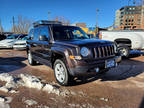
[0,19,3,35]
[12,16,16,33]
[48,11,51,20]
[95,8,99,36]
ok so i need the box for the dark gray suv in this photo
[26,20,121,86]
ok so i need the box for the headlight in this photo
[80,47,89,57]
[114,44,118,53]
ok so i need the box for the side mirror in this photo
[39,35,48,41]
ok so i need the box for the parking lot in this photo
[0,49,144,108]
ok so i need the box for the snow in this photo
[0,73,75,96]
[0,73,13,83]
[20,74,43,90]
[24,99,38,106]
[0,96,12,108]
[42,84,60,95]
[0,86,9,93]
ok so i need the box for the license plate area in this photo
[105,59,115,68]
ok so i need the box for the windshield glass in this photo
[21,36,28,40]
[52,26,89,41]
[6,34,20,39]
[18,35,27,40]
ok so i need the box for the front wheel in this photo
[54,59,71,86]
[118,45,130,57]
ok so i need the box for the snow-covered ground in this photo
[0,73,77,96]
[0,96,12,108]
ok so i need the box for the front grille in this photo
[14,43,26,45]
[93,45,115,58]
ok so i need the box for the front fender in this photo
[51,47,75,76]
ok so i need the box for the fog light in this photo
[95,68,99,73]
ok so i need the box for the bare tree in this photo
[11,16,33,34]
[54,16,70,25]
[0,19,4,35]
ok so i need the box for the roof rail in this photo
[33,20,62,27]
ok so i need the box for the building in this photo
[114,5,144,30]
[114,10,121,27]
[76,23,86,28]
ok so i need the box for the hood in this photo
[0,39,15,44]
[55,39,113,47]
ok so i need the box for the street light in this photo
[48,11,51,20]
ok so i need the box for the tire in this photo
[118,45,130,57]
[54,59,72,86]
[27,50,37,65]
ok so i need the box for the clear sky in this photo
[0,0,129,31]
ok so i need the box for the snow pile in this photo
[0,73,19,93]
[42,84,60,95]
[38,105,49,108]
[0,96,12,108]
[0,73,75,96]
[0,73,13,83]
[68,103,94,108]
[20,74,43,90]
[24,99,37,106]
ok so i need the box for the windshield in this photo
[21,36,28,40]
[52,26,89,41]
[6,34,20,39]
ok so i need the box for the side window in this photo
[28,29,34,40]
[39,27,49,40]
[33,28,40,41]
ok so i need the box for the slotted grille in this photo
[93,45,115,58]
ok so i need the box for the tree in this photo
[11,16,33,34]
[0,19,4,35]
[54,16,70,25]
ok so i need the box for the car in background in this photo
[13,36,28,50]
[0,34,6,41]
[0,34,27,49]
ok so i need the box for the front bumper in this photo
[0,45,13,48]
[68,56,121,76]
[13,45,26,50]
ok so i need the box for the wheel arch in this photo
[114,38,132,48]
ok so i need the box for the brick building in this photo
[114,5,144,30]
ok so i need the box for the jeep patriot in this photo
[26,20,121,85]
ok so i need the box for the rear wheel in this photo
[54,59,72,86]
[27,50,37,65]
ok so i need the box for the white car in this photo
[13,36,28,50]
[0,34,27,49]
